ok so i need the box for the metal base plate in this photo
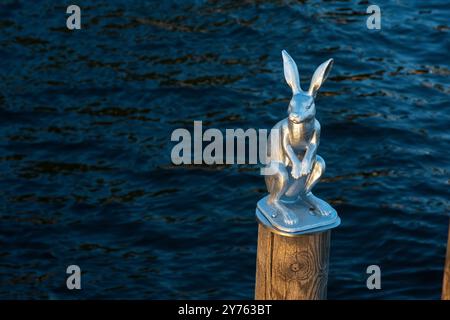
[256,195,341,236]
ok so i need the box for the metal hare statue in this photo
[256,50,341,235]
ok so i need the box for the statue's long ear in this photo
[282,50,302,94]
[308,58,333,97]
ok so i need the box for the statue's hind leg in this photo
[303,155,334,216]
[265,162,298,226]
[305,155,325,193]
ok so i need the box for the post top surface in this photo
[256,207,340,237]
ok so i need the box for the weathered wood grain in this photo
[442,221,450,300]
[255,224,331,300]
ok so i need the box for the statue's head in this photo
[282,50,333,124]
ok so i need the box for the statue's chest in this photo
[288,121,314,151]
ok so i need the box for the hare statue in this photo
[256,50,340,234]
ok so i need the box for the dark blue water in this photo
[0,0,449,299]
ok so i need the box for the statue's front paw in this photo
[300,161,312,177]
[291,165,301,179]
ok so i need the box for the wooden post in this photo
[255,224,331,300]
[442,221,450,300]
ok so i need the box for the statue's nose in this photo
[289,113,300,122]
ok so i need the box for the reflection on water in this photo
[0,0,449,299]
